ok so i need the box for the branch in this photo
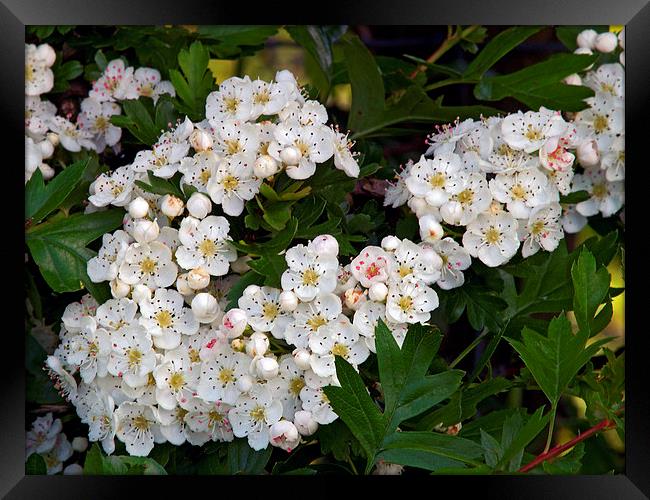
[517,416,618,473]
[408,25,480,79]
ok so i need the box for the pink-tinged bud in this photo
[563,73,582,86]
[577,140,600,167]
[344,287,366,311]
[189,129,213,152]
[221,308,247,337]
[595,32,618,53]
[187,267,210,290]
[133,218,159,243]
[576,29,598,49]
[293,410,318,436]
[269,420,300,452]
[254,155,279,178]
[419,214,444,243]
[380,235,400,252]
[38,163,55,180]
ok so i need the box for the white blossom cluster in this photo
[385,40,624,267]
[25,43,175,183]
[86,70,360,217]
[26,412,87,474]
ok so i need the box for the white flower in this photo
[197,345,250,405]
[384,162,413,208]
[462,212,520,267]
[331,128,360,177]
[25,96,57,138]
[154,351,199,410]
[405,153,462,207]
[429,237,471,290]
[293,410,318,436]
[441,171,492,225]
[179,151,219,193]
[279,100,328,126]
[229,384,283,451]
[561,204,588,234]
[88,166,136,207]
[118,241,178,289]
[265,355,306,420]
[519,203,564,257]
[284,293,343,349]
[213,120,260,158]
[600,135,625,182]
[26,413,62,457]
[87,230,132,283]
[61,294,99,333]
[132,67,174,102]
[489,168,557,219]
[49,116,95,152]
[309,319,370,377]
[572,167,624,217]
[574,93,624,150]
[424,118,476,156]
[131,131,190,179]
[386,276,439,324]
[115,402,163,457]
[41,433,73,475]
[183,398,234,443]
[78,388,117,454]
[107,325,157,388]
[140,288,199,350]
[239,286,292,339]
[206,153,261,216]
[353,300,408,352]
[66,317,111,383]
[25,136,43,182]
[89,59,135,102]
[268,123,334,179]
[176,215,236,275]
[583,63,624,98]
[249,78,291,119]
[501,108,568,153]
[389,238,442,286]
[206,76,254,124]
[545,168,574,196]
[350,246,392,288]
[299,386,337,425]
[78,97,122,152]
[25,43,55,96]
[281,244,338,302]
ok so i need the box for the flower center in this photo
[140,257,157,274]
[593,114,609,133]
[524,125,542,141]
[485,227,501,244]
[398,265,413,278]
[133,414,150,431]
[95,116,109,132]
[600,82,615,95]
[302,268,320,286]
[219,368,234,384]
[306,315,327,331]
[25,64,35,82]
[531,220,546,235]
[262,302,279,320]
[199,168,211,184]
[289,377,305,396]
[429,172,446,188]
[365,262,381,279]
[331,343,349,358]
[168,371,185,391]
[155,310,174,329]
[225,139,241,155]
[250,405,266,422]
[199,238,218,257]
[457,189,474,205]
[222,175,239,191]
[511,184,527,201]
[189,348,201,364]
[295,140,310,157]
[254,90,270,105]
[111,184,124,197]
[208,409,224,425]
[398,296,413,312]
[127,348,143,368]
[592,183,608,199]
[224,97,240,113]
[321,391,330,404]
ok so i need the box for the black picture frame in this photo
[7,0,647,497]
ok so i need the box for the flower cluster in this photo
[385,39,624,267]
[26,412,86,474]
[25,44,175,183]
[87,70,359,217]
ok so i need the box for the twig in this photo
[408,25,480,79]
[517,417,618,473]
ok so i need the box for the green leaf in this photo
[226,438,272,474]
[26,209,125,296]
[542,442,585,474]
[316,419,364,462]
[571,248,611,336]
[114,98,160,146]
[26,453,47,475]
[480,429,502,468]
[463,26,542,80]
[555,26,609,51]
[84,443,166,475]
[495,407,548,471]
[135,171,185,199]
[378,431,484,471]
[560,190,591,204]
[229,218,298,257]
[261,201,292,231]
[506,314,611,406]
[225,270,265,311]
[169,41,214,120]
[322,356,385,464]
[25,159,88,223]
[247,253,288,288]
[474,53,598,111]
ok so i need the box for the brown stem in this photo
[408,25,480,79]
[518,417,618,473]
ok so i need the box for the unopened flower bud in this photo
[618,29,625,49]
[176,273,194,296]
[293,410,318,436]
[279,291,298,312]
[231,338,245,352]
[246,332,270,357]
[36,43,56,66]
[38,139,54,158]
[221,308,247,337]
[46,132,59,147]
[408,196,429,216]
[160,194,184,218]
[269,420,300,452]
[72,437,88,453]
[188,267,210,290]
[132,284,152,303]
[576,29,598,49]
[243,284,261,297]
[381,235,400,252]
[254,155,279,178]
[189,129,213,152]
[280,145,302,166]
[257,356,279,379]
[368,282,388,302]
[446,422,463,435]
[309,234,339,257]
[191,293,220,323]
[236,374,254,392]
[595,32,618,53]
[133,218,159,243]
[38,163,55,180]
[344,287,366,311]
[128,197,150,219]
[419,214,444,243]
[186,192,212,219]
[231,255,251,274]
[292,348,311,370]
[619,51,625,66]
[577,140,600,167]
[110,278,130,299]
[63,463,84,475]
[563,73,582,86]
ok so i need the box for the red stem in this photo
[517,418,617,473]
